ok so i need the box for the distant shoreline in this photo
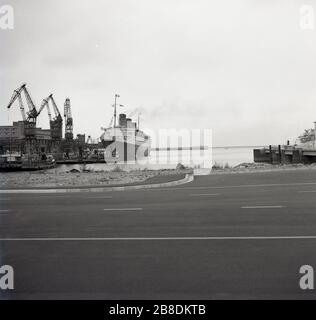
[152,146,264,151]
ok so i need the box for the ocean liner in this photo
[100,95,151,163]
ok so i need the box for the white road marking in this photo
[103,208,143,211]
[86,196,113,199]
[0,210,10,212]
[1,235,316,241]
[190,193,220,196]
[241,206,285,209]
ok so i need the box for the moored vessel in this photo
[100,95,151,163]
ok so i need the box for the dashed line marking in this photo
[103,208,143,211]
[85,196,113,199]
[190,193,220,196]
[241,206,285,209]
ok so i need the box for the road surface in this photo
[1,169,316,299]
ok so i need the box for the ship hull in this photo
[102,139,151,163]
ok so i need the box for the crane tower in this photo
[64,98,73,140]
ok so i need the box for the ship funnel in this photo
[119,114,127,127]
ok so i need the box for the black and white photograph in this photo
[1,0,316,315]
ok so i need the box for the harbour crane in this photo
[64,98,73,140]
[38,94,63,140]
[38,94,62,122]
[49,94,62,123]
[6,83,39,139]
[6,83,38,123]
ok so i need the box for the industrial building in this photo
[0,121,64,156]
[0,121,52,154]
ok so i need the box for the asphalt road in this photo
[1,169,316,299]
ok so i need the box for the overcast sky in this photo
[1,0,316,146]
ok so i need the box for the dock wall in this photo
[254,146,316,164]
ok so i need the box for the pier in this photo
[254,145,316,164]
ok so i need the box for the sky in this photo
[1,0,316,146]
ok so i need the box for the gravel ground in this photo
[0,168,190,188]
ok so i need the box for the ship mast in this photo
[113,94,119,127]
[113,94,124,127]
[138,112,141,129]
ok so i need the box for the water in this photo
[55,146,260,172]
[212,146,260,167]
